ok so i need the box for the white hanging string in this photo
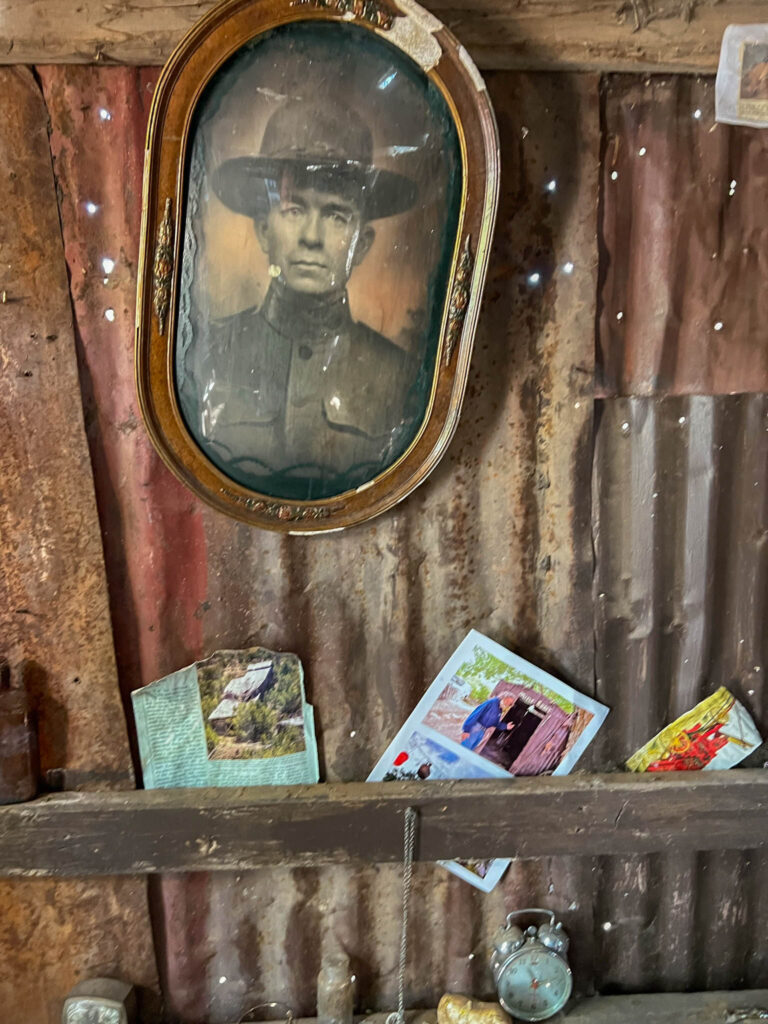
[386,806,418,1024]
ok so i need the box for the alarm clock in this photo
[62,978,136,1024]
[490,909,572,1022]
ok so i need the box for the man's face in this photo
[255,179,375,297]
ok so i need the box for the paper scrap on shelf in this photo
[367,629,609,892]
[132,646,319,788]
[627,687,762,772]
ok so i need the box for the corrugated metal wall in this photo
[597,75,768,396]
[592,396,768,995]
[592,74,768,1000]
[3,64,766,1022]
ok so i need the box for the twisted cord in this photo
[386,806,418,1024]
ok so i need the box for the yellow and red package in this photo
[626,687,762,772]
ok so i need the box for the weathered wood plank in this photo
[0,772,766,876]
[0,71,135,789]
[0,67,158,1024]
[0,0,763,71]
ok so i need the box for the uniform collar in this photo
[261,279,352,339]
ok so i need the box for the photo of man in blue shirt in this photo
[460,695,516,751]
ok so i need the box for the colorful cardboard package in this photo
[627,687,762,772]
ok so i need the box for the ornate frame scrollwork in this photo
[135,0,499,532]
[152,198,174,336]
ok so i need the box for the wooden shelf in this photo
[237,992,768,1024]
[0,771,766,877]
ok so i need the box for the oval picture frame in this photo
[136,0,499,533]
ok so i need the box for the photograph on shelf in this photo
[199,649,306,761]
[418,631,607,776]
[368,630,609,890]
[368,725,511,892]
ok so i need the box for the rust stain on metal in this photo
[597,75,768,397]
[593,395,768,761]
[0,875,158,1024]
[37,65,209,716]
[28,58,768,1021]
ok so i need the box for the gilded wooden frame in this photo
[135,0,499,533]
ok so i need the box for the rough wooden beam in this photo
[1,771,766,877]
[0,66,158,1024]
[0,0,761,71]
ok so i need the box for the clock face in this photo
[497,946,573,1022]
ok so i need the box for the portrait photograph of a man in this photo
[175,22,462,502]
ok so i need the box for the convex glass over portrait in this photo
[176,23,462,502]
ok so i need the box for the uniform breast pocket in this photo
[201,382,284,463]
[204,383,281,432]
[322,392,398,442]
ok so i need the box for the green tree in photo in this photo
[468,682,491,704]
[233,701,277,743]
[200,694,218,720]
[264,674,301,716]
[457,645,574,713]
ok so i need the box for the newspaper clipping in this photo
[132,646,319,788]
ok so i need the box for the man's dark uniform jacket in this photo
[178,281,419,501]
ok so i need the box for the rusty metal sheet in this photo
[0,67,157,1024]
[592,395,768,994]
[594,395,767,755]
[41,65,599,1022]
[37,65,209,713]
[597,75,768,398]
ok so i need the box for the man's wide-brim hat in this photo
[213,100,418,221]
